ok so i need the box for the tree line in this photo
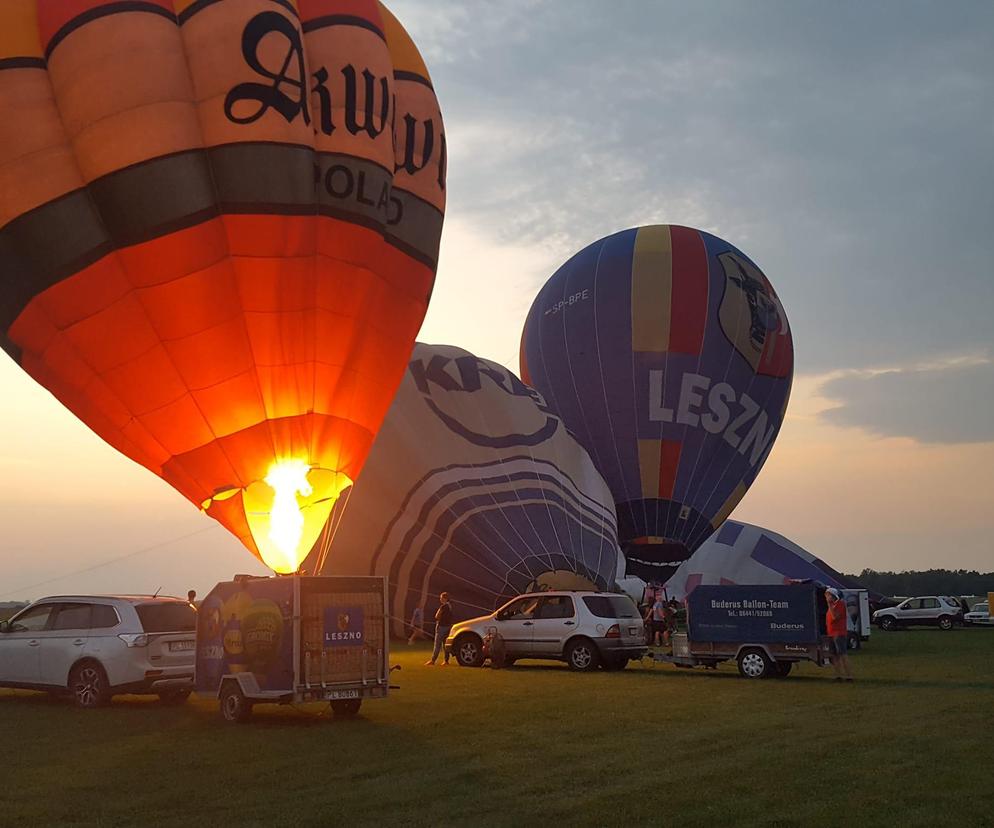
[845,569,994,598]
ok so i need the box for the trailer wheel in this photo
[330,698,362,718]
[772,661,793,678]
[847,632,860,651]
[220,682,252,723]
[737,648,772,679]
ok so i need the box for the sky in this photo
[1,1,993,601]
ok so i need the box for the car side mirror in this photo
[0,621,9,633]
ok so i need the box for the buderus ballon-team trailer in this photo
[658,583,831,678]
[195,575,392,722]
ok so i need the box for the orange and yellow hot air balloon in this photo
[0,0,446,573]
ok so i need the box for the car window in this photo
[135,602,197,633]
[51,603,93,631]
[498,597,539,621]
[582,595,640,619]
[8,604,55,632]
[921,598,939,609]
[536,596,575,619]
[90,605,120,629]
[904,599,922,610]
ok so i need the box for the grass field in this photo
[2,628,992,827]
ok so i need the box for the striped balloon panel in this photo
[0,0,445,562]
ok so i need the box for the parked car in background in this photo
[447,591,646,671]
[872,596,963,631]
[964,602,992,626]
[0,595,196,708]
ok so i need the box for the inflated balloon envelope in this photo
[664,520,852,602]
[521,225,793,583]
[308,343,625,629]
[0,1,445,573]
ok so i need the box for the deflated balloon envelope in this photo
[521,225,793,583]
[309,343,624,631]
[664,520,854,601]
[0,1,445,573]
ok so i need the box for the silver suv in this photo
[446,591,646,671]
[0,595,196,708]
[872,596,963,631]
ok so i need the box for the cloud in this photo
[817,354,994,444]
[390,1,994,374]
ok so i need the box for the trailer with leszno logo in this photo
[195,575,393,722]
[657,583,831,678]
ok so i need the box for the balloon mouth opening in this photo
[202,463,352,575]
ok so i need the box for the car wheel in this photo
[566,638,600,672]
[219,682,252,723]
[772,661,793,678]
[938,615,954,631]
[737,648,771,679]
[69,661,110,709]
[879,617,897,631]
[158,689,191,706]
[847,632,860,650]
[330,698,362,718]
[454,634,485,667]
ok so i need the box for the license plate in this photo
[169,640,195,652]
[329,689,359,700]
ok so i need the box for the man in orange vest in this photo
[825,588,854,682]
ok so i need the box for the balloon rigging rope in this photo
[0,525,219,601]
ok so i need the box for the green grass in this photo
[2,629,993,827]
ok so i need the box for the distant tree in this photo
[846,569,994,598]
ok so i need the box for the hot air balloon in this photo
[306,343,624,631]
[521,226,792,583]
[664,521,854,601]
[0,1,445,574]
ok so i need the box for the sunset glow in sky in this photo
[2,1,992,600]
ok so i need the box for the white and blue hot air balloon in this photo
[664,520,854,601]
[307,343,625,632]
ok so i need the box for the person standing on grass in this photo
[425,592,453,666]
[825,587,854,682]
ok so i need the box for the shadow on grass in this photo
[0,688,391,728]
[490,660,994,691]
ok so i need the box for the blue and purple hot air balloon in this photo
[521,225,793,582]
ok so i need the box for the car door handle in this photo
[523,621,533,626]
[73,639,86,646]
[28,640,40,647]
[564,621,575,626]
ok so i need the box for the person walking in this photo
[425,592,453,666]
[644,593,667,647]
[825,587,854,682]
[408,604,425,645]
[187,590,197,607]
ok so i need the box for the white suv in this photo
[872,596,963,631]
[0,595,196,708]
[446,591,646,671]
